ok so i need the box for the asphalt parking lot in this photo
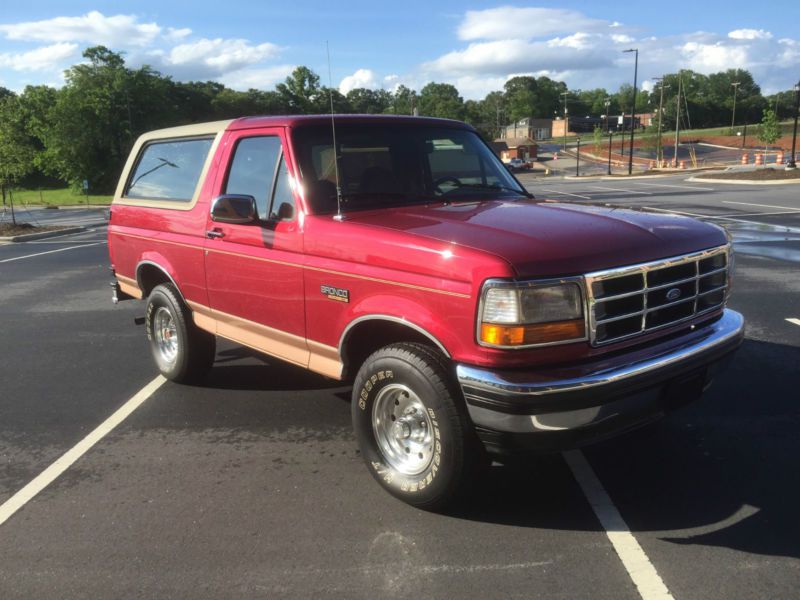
[1,175,799,598]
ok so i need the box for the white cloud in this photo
[547,33,596,50]
[424,39,610,78]
[218,65,295,91]
[0,43,78,71]
[165,27,192,42]
[728,29,772,40]
[458,7,606,41]
[0,11,161,47]
[412,6,800,98]
[166,38,280,71]
[339,68,378,94]
[680,42,750,72]
[611,34,635,45]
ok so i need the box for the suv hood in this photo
[347,199,727,277]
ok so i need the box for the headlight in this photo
[479,280,586,348]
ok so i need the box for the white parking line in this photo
[541,189,593,200]
[643,206,800,229]
[723,201,800,212]
[706,210,800,219]
[0,241,105,263]
[643,206,709,218]
[786,318,800,327]
[629,182,715,192]
[585,186,653,195]
[564,450,674,600]
[0,376,166,528]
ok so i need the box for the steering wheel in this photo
[433,176,461,194]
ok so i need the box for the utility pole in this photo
[654,78,669,167]
[576,138,581,177]
[673,75,683,168]
[604,98,611,132]
[607,131,613,175]
[560,91,569,151]
[731,81,741,130]
[496,103,504,139]
[788,81,799,169]
[623,48,639,175]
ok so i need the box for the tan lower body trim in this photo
[187,300,343,380]
[117,275,143,300]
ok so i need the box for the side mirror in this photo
[211,195,257,224]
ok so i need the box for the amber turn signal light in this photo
[480,319,584,346]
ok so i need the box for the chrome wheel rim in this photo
[153,307,178,363]
[372,383,435,476]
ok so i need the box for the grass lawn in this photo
[8,188,113,207]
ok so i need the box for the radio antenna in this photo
[326,41,344,221]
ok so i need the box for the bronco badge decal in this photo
[321,285,350,303]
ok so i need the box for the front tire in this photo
[145,283,215,383]
[351,343,477,510]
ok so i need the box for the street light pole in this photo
[788,81,800,169]
[731,81,741,130]
[654,78,669,167]
[623,48,639,175]
[604,99,611,132]
[560,91,569,151]
[576,138,581,177]
[607,131,613,175]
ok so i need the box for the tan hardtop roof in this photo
[134,119,234,142]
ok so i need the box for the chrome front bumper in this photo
[456,309,744,446]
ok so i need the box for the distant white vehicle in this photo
[507,158,528,171]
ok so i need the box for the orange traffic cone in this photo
[741,153,749,164]
[776,151,784,165]
[679,160,686,169]
[755,153,763,166]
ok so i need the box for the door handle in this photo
[206,229,225,239]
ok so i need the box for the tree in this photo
[346,88,391,114]
[417,83,464,120]
[592,125,603,154]
[388,85,417,115]
[504,76,566,122]
[276,67,321,113]
[758,108,780,147]
[0,96,37,224]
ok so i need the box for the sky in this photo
[1,1,799,99]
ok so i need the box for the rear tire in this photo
[351,342,478,510]
[145,283,215,383]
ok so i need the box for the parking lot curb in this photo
[0,226,88,243]
[687,176,800,185]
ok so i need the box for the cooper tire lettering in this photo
[350,342,480,510]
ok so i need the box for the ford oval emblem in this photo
[666,287,682,301]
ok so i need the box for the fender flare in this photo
[135,259,185,302]
[338,314,451,360]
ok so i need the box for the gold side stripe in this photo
[116,274,138,287]
[111,231,471,299]
[187,300,343,380]
[303,264,470,298]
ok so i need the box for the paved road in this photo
[0,206,108,229]
[0,181,798,598]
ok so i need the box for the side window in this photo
[271,156,295,221]
[125,137,213,201]
[225,136,282,220]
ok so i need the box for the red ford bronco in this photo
[108,115,744,509]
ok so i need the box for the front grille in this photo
[586,246,730,346]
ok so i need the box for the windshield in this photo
[291,124,527,214]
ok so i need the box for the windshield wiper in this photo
[447,182,534,198]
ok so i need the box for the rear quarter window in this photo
[125,137,213,201]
